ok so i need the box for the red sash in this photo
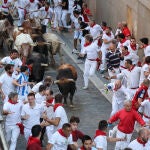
[2,5,9,9]
[16,123,24,135]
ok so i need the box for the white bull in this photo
[14,32,34,64]
[43,33,65,65]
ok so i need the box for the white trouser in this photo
[80,37,85,53]
[61,10,68,28]
[5,125,20,150]
[127,88,137,100]
[83,59,97,87]
[24,128,31,141]
[108,68,120,83]
[115,129,132,150]
[54,8,62,28]
[110,97,124,117]
[18,8,25,26]
[46,125,55,142]
[100,47,107,71]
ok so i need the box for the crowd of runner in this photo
[0,0,150,150]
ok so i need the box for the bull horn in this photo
[67,79,75,82]
[54,80,60,84]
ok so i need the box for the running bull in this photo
[54,64,77,106]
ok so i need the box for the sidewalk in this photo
[54,30,113,103]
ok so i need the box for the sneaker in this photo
[82,86,88,90]
[72,49,79,54]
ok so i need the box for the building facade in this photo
[87,0,150,40]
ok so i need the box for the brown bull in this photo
[54,64,77,106]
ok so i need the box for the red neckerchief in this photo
[80,146,91,150]
[16,123,24,135]
[8,99,18,104]
[106,32,111,37]
[54,103,63,112]
[90,23,96,28]
[84,42,92,47]
[27,136,41,147]
[58,129,68,138]
[94,130,106,138]
[46,98,54,107]
[130,44,136,50]
[45,6,49,12]
[30,0,34,2]
[120,38,126,44]
[137,137,147,147]
[124,51,130,56]
[128,65,135,72]
[102,26,108,31]
[4,0,8,4]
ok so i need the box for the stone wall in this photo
[87,0,150,40]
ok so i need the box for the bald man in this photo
[128,127,150,150]
[108,100,146,150]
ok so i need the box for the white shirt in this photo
[31,81,43,93]
[82,42,100,60]
[141,99,150,117]
[54,106,68,131]
[128,43,139,55]
[0,72,15,96]
[94,135,107,150]
[3,101,22,126]
[101,33,114,50]
[1,0,12,12]
[118,66,141,89]
[72,15,84,29]
[117,40,130,50]
[128,139,150,150]
[48,131,73,150]
[53,0,62,10]
[35,93,46,104]
[86,24,103,39]
[107,83,131,104]
[1,56,22,70]
[120,52,139,67]
[26,0,39,11]
[21,103,43,129]
[139,64,149,85]
[144,45,150,57]
[16,0,27,8]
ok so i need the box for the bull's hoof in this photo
[69,104,75,108]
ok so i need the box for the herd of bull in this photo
[0,12,78,106]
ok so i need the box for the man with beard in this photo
[128,127,150,150]
[0,64,15,103]
[31,76,53,93]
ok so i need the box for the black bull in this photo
[55,65,77,106]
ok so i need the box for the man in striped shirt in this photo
[106,41,122,83]
[13,66,32,103]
